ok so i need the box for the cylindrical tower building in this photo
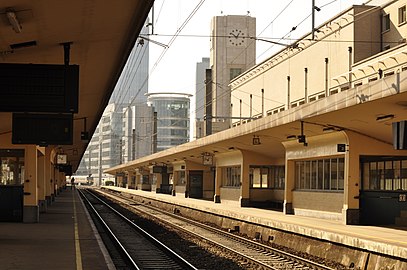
[146,92,191,152]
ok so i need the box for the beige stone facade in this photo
[108,1,407,226]
[210,15,256,129]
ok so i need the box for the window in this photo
[230,68,242,80]
[382,13,390,32]
[295,157,344,191]
[0,149,25,186]
[142,175,150,184]
[249,165,285,189]
[399,6,406,25]
[222,166,241,187]
[362,158,407,191]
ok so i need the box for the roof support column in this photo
[23,146,39,223]
[283,160,295,215]
[240,162,250,207]
[214,167,221,203]
[45,147,54,206]
[154,172,162,193]
[172,170,179,196]
[135,172,142,190]
[116,174,124,187]
[37,148,46,213]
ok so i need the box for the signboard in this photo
[153,166,167,173]
[56,154,67,164]
[12,113,73,146]
[0,63,79,113]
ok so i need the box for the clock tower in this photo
[209,15,256,132]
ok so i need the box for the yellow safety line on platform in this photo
[73,190,83,270]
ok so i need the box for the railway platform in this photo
[0,188,113,270]
[104,186,407,262]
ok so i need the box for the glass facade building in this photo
[146,93,191,152]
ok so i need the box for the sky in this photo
[146,0,369,96]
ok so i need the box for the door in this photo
[189,170,203,199]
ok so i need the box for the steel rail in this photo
[81,189,198,270]
[99,189,336,270]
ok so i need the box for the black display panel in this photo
[0,63,79,113]
[58,164,72,176]
[12,113,73,146]
[152,166,167,173]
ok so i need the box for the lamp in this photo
[6,9,22,33]
[376,114,395,122]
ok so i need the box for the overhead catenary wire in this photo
[116,0,348,147]
[87,0,381,163]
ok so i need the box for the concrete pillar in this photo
[37,150,47,213]
[184,171,189,197]
[61,171,67,190]
[172,171,179,196]
[45,147,53,206]
[52,165,58,200]
[344,142,360,225]
[155,173,162,193]
[23,146,39,223]
[284,160,295,214]
[116,175,123,187]
[57,171,64,193]
[135,173,141,189]
[124,172,129,188]
[214,167,221,203]
[129,172,136,189]
[240,162,250,207]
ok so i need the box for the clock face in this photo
[228,29,245,46]
[203,155,213,165]
[57,154,67,164]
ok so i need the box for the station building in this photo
[107,1,407,226]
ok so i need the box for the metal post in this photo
[325,58,329,96]
[240,99,242,125]
[287,76,291,109]
[312,0,315,40]
[348,47,353,88]
[304,68,308,102]
[250,94,252,118]
[132,128,136,160]
[261,88,264,117]
[152,112,157,153]
[205,69,212,136]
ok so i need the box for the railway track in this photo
[78,189,198,270]
[95,188,337,270]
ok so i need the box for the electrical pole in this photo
[312,0,315,40]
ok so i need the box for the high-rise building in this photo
[122,103,155,163]
[77,18,150,184]
[76,103,124,184]
[194,57,210,139]
[209,15,256,132]
[146,93,191,152]
[109,18,150,105]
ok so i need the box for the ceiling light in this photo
[376,114,395,122]
[6,10,22,33]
